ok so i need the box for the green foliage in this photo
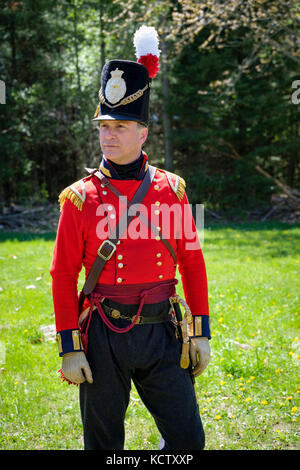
[171,26,299,210]
[0,0,299,212]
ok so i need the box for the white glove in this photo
[62,351,93,384]
[190,337,211,377]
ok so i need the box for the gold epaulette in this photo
[165,171,186,201]
[58,179,86,212]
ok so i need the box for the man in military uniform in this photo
[50,26,211,450]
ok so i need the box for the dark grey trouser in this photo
[79,310,205,450]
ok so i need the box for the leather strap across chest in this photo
[83,166,177,296]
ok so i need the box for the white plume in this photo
[134,25,160,59]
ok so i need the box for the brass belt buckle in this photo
[97,240,116,261]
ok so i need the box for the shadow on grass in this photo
[0,232,56,242]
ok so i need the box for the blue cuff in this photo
[56,329,84,356]
[189,315,211,339]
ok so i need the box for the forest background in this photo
[0,0,299,221]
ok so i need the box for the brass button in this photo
[118,263,124,268]
[155,201,160,206]
[102,191,107,195]
[158,274,163,279]
[117,241,121,245]
[157,261,162,266]
[156,253,162,258]
[117,254,123,260]
[154,209,160,215]
[156,227,161,232]
[154,185,159,190]
[155,236,161,241]
[117,277,123,283]
[111,309,120,319]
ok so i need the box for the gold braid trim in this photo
[99,164,112,177]
[58,180,86,212]
[166,172,186,201]
[98,84,149,109]
[94,103,100,118]
[177,176,186,201]
[58,188,83,212]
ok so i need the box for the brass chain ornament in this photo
[98,84,149,109]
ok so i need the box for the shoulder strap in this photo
[94,166,177,264]
[83,166,155,296]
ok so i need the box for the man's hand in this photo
[62,351,93,384]
[190,337,211,378]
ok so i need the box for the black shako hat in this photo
[93,25,160,127]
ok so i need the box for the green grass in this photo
[0,222,299,450]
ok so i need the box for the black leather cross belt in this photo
[101,303,171,325]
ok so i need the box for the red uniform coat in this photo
[50,162,210,355]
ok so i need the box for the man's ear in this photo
[139,125,148,146]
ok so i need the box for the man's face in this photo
[99,120,148,164]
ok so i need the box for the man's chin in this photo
[102,149,121,159]
[101,148,140,165]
